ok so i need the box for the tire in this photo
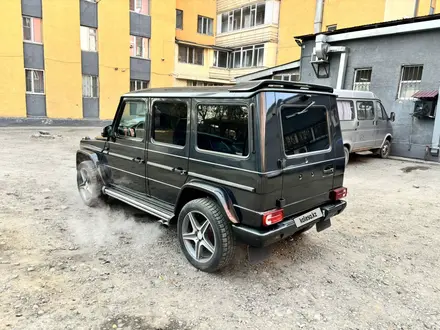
[177,198,235,273]
[379,140,391,159]
[344,146,350,167]
[76,160,104,207]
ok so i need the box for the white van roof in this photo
[334,89,378,100]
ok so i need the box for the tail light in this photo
[262,209,284,226]
[330,187,347,201]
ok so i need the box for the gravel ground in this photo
[1,127,440,330]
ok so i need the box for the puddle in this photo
[401,165,430,173]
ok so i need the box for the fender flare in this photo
[76,149,108,184]
[343,142,353,152]
[381,134,393,147]
[175,181,240,224]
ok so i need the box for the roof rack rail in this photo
[229,79,334,93]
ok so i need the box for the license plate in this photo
[294,208,323,227]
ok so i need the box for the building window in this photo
[231,44,264,68]
[327,24,337,32]
[186,80,222,87]
[398,65,423,99]
[130,0,149,15]
[178,45,204,65]
[152,101,188,146]
[23,16,43,43]
[220,3,265,33]
[353,68,372,91]
[80,26,97,51]
[197,15,213,35]
[273,74,300,82]
[25,69,44,94]
[130,36,149,58]
[197,104,249,156]
[176,9,183,29]
[130,80,149,91]
[82,75,99,98]
[213,50,229,68]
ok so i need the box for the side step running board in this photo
[102,187,174,222]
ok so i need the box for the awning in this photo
[412,90,439,99]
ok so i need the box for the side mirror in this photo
[389,112,396,122]
[102,125,114,138]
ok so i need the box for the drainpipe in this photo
[430,84,440,157]
[314,0,324,33]
[327,46,348,89]
[414,0,420,17]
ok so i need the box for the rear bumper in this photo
[232,200,347,248]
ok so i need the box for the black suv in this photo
[76,80,347,272]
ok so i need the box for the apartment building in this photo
[2,0,440,121]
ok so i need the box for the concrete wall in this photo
[300,29,440,160]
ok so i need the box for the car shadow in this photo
[349,152,377,165]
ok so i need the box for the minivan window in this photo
[196,104,249,157]
[378,103,388,120]
[356,101,375,120]
[152,101,188,146]
[337,100,355,121]
[281,105,330,156]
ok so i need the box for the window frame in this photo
[176,9,183,29]
[326,24,337,32]
[231,44,264,68]
[150,99,189,149]
[178,45,204,65]
[197,15,213,35]
[113,98,148,142]
[194,101,251,160]
[398,65,423,100]
[82,75,99,98]
[25,68,45,94]
[273,73,300,82]
[80,26,98,52]
[353,68,372,91]
[213,50,230,68]
[130,79,149,91]
[22,16,42,44]
[356,100,375,121]
[219,2,266,34]
[130,0,148,14]
[279,104,332,159]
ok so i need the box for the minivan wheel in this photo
[344,147,350,166]
[380,140,391,159]
[177,198,235,273]
[76,160,104,207]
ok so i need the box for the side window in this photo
[336,100,355,121]
[281,105,330,155]
[356,101,375,120]
[196,104,249,157]
[116,100,146,140]
[152,101,188,146]
[378,103,388,120]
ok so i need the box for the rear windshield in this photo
[281,105,330,156]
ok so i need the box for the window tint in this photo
[337,100,354,121]
[116,101,146,140]
[356,101,375,120]
[152,102,188,146]
[378,103,388,120]
[197,104,249,156]
[281,106,330,155]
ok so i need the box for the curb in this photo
[0,117,111,127]
[389,156,440,166]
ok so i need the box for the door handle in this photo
[172,167,187,175]
[323,166,334,175]
[132,157,144,164]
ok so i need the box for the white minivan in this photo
[335,90,395,166]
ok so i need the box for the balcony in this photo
[216,25,278,48]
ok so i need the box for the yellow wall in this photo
[417,0,435,15]
[43,0,82,118]
[98,0,130,120]
[176,0,216,45]
[0,0,26,117]
[322,0,386,30]
[149,1,176,88]
[277,0,315,65]
[384,0,415,20]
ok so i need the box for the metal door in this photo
[354,99,376,151]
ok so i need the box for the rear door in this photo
[146,98,190,205]
[277,92,339,218]
[354,99,376,151]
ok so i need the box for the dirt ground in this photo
[1,127,440,330]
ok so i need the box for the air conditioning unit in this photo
[413,100,436,118]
